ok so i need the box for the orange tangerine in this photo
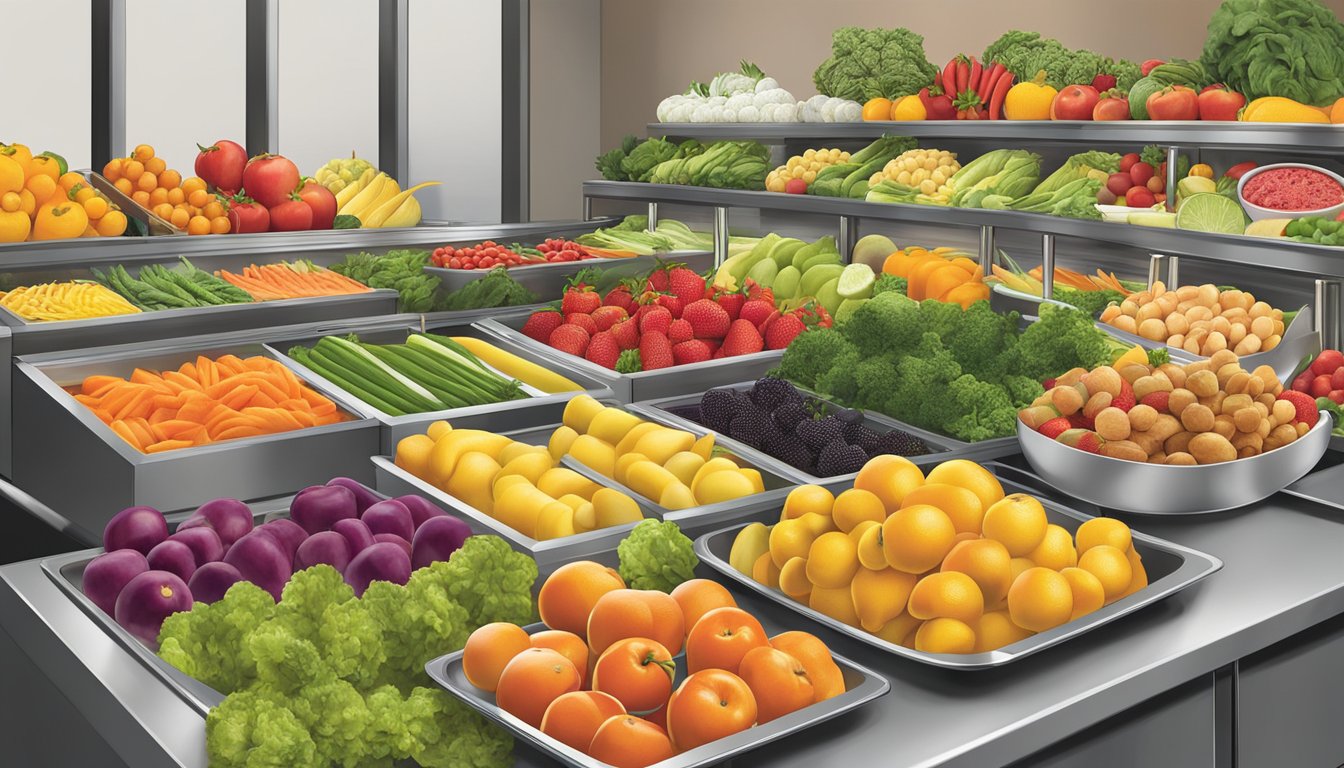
[940,538,1012,606]
[1007,567,1073,632]
[907,571,984,623]
[914,617,976,654]
[899,482,984,535]
[854,455,925,512]
[1026,524,1078,570]
[1077,545,1132,602]
[924,460,1005,511]
[832,488,886,533]
[1060,567,1105,620]
[781,484,835,520]
[973,609,1034,652]
[852,566,916,632]
[1075,517,1132,556]
[881,503,956,574]
[805,532,859,589]
[981,494,1049,557]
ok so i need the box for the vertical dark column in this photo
[91,0,126,168]
[378,0,410,186]
[245,0,279,156]
[501,0,529,222]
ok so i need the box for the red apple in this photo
[1311,350,1344,376]
[1140,59,1165,77]
[1311,375,1334,398]
[1106,173,1133,197]
[1119,153,1141,173]
[1146,86,1200,120]
[1197,85,1246,121]
[1051,84,1101,120]
[1093,92,1131,121]
[1096,186,1118,204]
[1126,187,1156,208]
[1130,162,1155,187]
[1146,176,1165,193]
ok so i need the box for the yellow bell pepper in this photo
[1004,71,1056,120]
[1189,164,1214,179]
[1240,96,1330,124]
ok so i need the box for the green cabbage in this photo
[812,27,939,102]
[1200,0,1344,105]
[982,31,1141,91]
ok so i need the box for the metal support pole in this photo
[500,0,529,222]
[978,225,996,276]
[378,0,410,186]
[245,0,279,155]
[1166,255,1180,289]
[1164,146,1179,213]
[1041,234,1056,300]
[838,215,858,262]
[713,206,729,268]
[581,196,593,221]
[646,202,659,232]
[90,0,126,167]
[1147,254,1168,290]
[1316,279,1342,350]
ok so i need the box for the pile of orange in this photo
[103,144,230,236]
[463,562,845,768]
[733,455,1146,654]
[0,141,127,241]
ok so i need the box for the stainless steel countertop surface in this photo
[4,488,1344,768]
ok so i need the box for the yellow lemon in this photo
[924,459,1005,511]
[981,494,1049,557]
[806,532,860,589]
[900,482,984,535]
[1007,567,1073,632]
[769,517,816,569]
[1078,545,1133,602]
[881,504,957,574]
[614,422,662,456]
[782,484,836,521]
[613,452,649,486]
[1026,524,1078,571]
[832,488,886,533]
[624,460,680,501]
[848,519,880,545]
[690,457,741,499]
[907,571,985,623]
[752,552,781,588]
[915,618,976,654]
[729,522,770,575]
[535,501,577,541]
[394,434,435,478]
[940,538,1012,607]
[572,501,597,533]
[1060,567,1105,620]
[690,432,716,460]
[739,467,765,494]
[874,612,922,645]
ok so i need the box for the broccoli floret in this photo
[1053,286,1124,316]
[429,535,538,628]
[247,621,332,696]
[319,597,387,690]
[916,299,967,344]
[941,375,1019,442]
[871,273,906,297]
[157,581,275,694]
[273,565,355,646]
[290,679,374,768]
[360,580,466,694]
[944,301,1020,381]
[777,327,858,388]
[1147,347,1170,367]
[841,292,923,357]
[1007,304,1113,382]
[813,346,863,403]
[618,519,698,592]
[1003,374,1046,407]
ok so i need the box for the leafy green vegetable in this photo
[1317,397,1344,437]
[1052,286,1125,315]
[332,214,361,229]
[647,140,771,190]
[328,249,441,313]
[596,135,642,181]
[982,30,1141,91]
[1031,152,1120,195]
[615,349,642,373]
[812,27,939,101]
[439,266,539,312]
[871,272,907,297]
[621,138,681,182]
[1202,0,1344,105]
[617,519,698,592]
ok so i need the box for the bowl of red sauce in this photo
[1237,163,1344,222]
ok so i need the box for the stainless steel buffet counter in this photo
[4,462,1344,768]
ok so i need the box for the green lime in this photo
[836,263,875,300]
[1175,193,1247,235]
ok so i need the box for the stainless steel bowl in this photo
[1017,411,1334,515]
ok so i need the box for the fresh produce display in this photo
[1240,165,1344,212]
[106,144,231,235]
[982,30,1141,93]
[1,141,128,241]
[464,559,846,765]
[1020,350,1314,464]
[778,298,1140,442]
[318,155,440,229]
[765,148,853,194]
[653,61,864,123]
[864,148,960,201]
[672,377,931,476]
[429,238,605,270]
[391,412,647,539]
[1097,151,1169,209]
[0,282,141,321]
[1099,281,1286,357]
[805,135,917,198]
[730,455,1145,652]
[875,247,990,308]
[71,354,345,452]
[812,27,940,102]
[328,249,443,312]
[287,333,526,416]
[1289,349,1344,405]
[92,258,253,310]
[710,234,850,313]
[214,260,372,300]
[1200,0,1344,105]
[648,140,771,191]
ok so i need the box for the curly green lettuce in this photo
[157,581,276,694]
[1201,0,1344,104]
[618,519,698,592]
[983,30,1141,91]
[813,27,940,101]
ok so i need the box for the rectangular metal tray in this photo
[427,250,714,297]
[627,383,967,484]
[694,461,1223,670]
[267,322,613,454]
[426,621,889,768]
[11,338,380,525]
[475,312,784,404]
[1283,459,1344,512]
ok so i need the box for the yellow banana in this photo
[361,181,441,228]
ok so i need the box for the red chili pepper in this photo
[989,72,1015,120]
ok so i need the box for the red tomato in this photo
[241,154,301,209]
[1093,95,1130,121]
[226,196,270,234]
[195,140,247,194]
[1050,84,1100,120]
[298,180,337,229]
[1197,86,1246,121]
[1224,162,1257,180]
[1119,153,1141,173]
[268,196,313,231]
[1145,85,1200,121]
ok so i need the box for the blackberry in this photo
[764,431,815,472]
[816,439,869,476]
[772,400,809,432]
[750,376,799,412]
[872,429,932,457]
[835,407,864,425]
[843,421,879,447]
[795,416,843,452]
[729,409,777,449]
[699,388,740,433]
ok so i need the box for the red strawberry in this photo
[1291,370,1313,393]
[602,282,635,312]
[1067,412,1096,430]
[639,330,674,370]
[1310,375,1333,398]
[548,324,590,357]
[644,265,671,293]
[742,278,773,304]
[655,293,683,319]
[702,340,722,357]
[1038,417,1072,440]
[1140,391,1171,413]
[590,305,628,331]
[565,313,599,336]
[739,299,775,329]
[712,288,746,321]
[639,306,673,336]
[585,331,621,369]
[668,318,693,344]
[1042,378,1057,390]
[672,339,713,365]
[609,318,640,350]
[721,319,765,357]
[794,302,832,329]
[666,265,707,308]
[632,302,659,325]
[520,310,564,343]
[1277,390,1320,428]
[1333,366,1344,390]
[682,299,731,339]
[764,313,806,350]
[1310,349,1344,377]
[560,285,600,315]
[1057,428,1103,454]
[1111,378,1135,412]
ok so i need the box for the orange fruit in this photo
[685,606,767,675]
[540,691,626,754]
[805,531,860,589]
[202,200,225,220]
[940,538,1013,606]
[122,159,145,182]
[900,482,984,535]
[769,631,843,702]
[462,622,531,692]
[1060,567,1106,620]
[1026,523,1078,570]
[58,171,85,191]
[495,647,581,728]
[924,460,1005,511]
[158,169,182,190]
[670,579,737,635]
[144,156,167,176]
[187,214,211,235]
[1075,517,1132,556]
[881,503,956,574]
[873,612,922,646]
[1007,567,1073,632]
[136,171,158,192]
[131,144,155,163]
[181,176,207,194]
[83,196,109,220]
[588,588,685,657]
[739,646,814,724]
[808,585,861,627]
[1120,546,1148,599]
[778,556,811,601]
[973,610,1034,652]
[25,173,57,205]
[593,637,676,714]
[854,455,925,512]
[152,202,174,220]
[132,190,151,207]
[780,484,834,520]
[981,494,1049,557]
[531,629,591,688]
[187,188,210,208]
[861,97,894,121]
[915,617,976,654]
[166,187,185,205]
[589,715,674,768]
[852,566,916,632]
[148,187,169,207]
[209,216,231,235]
[169,207,191,229]
[95,210,127,236]
[666,669,757,752]
[1077,544,1133,602]
[832,488,886,533]
[103,158,124,181]
[752,550,781,588]
[907,571,985,623]
[113,177,133,196]
[539,561,626,638]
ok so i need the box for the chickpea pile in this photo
[868,148,960,200]
[765,148,852,192]
[1099,281,1284,358]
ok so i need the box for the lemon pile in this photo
[729,456,1145,654]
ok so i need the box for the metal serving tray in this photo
[267,321,613,454]
[426,621,889,768]
[427,250,714,297]
[475,312,785,404]
[82,170,184,236]
[628,384,966,484]
[695,462,1223,670]
[11,339,379,526]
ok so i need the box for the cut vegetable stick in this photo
[145,439,195,454]
[110,421,143,451]
[82,375,121,396]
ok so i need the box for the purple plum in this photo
[294,531,353,573]
[146,540,198,583]
[362,499,414,541]
[168,526,224,565]
[223,532,292,600]
[290,485,357,534]
[82,549,149,616]
[115,570,192,647]
[344,542,411,596]
[256,519,307,563]
[372,533,411,559]
[331,518,375,555]
[325,477,383,513]
[103,506,168,555]
[411,515,471,570]
[187,562,244,604]
[188,498,254,547]
[397,495,448,528]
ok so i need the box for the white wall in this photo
[529,0,600,221]
[3,0,92,170]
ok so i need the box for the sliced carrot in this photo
[279,397,313,412]
[178,426,209,445]
[164,371,204,392]
[156,419,207,438]
[88,380,123,398]
[102,385,145,418]
[129,368,160,386]
[289,410,317,428]
[243,356,274,372]
[152,393,184,411]
[148,408,176,425]
[125,418,155,448]
[91,407,115,423]
[118,390,156,421]
[176,396,215,423]
[145,439,195,454]
[219,384,259,410]
[215,425,267,442]
[179,361,198,380]
[110,420,144,451]
[82,375,122,396]
[195,357,218,387]
[74,394,102,409]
